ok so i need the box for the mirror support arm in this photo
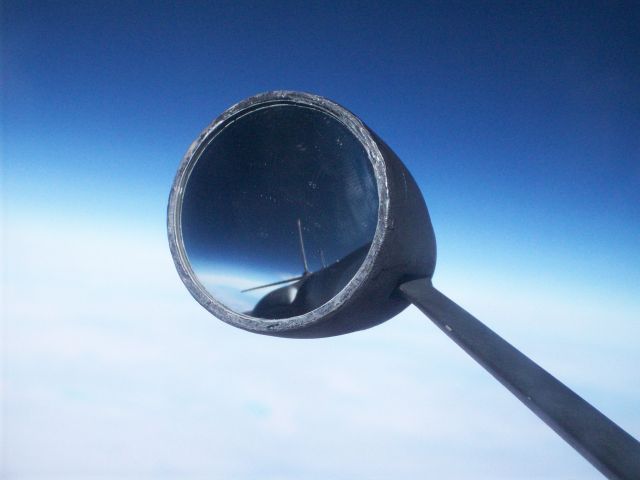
[397,278,640,480]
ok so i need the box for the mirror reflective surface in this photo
[181,104,378,318]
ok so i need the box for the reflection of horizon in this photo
[192,241,371,317]
[193,266,301,313]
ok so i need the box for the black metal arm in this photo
[398,278,640,480]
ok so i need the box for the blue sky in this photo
[2,1,639,478]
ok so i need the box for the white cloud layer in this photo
[2,211,638,479]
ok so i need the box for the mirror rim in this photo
[167,91,391,335]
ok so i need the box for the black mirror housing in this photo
[167,91,436,338]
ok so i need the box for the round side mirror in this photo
[168,91,639,478]
[168,91,436,338]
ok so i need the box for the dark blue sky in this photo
[4,0,639,291]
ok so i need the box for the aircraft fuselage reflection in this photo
[249,244,370,319]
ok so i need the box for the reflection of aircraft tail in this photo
[241,275,305,293]
[251,242,371,319]
[297,218,309,274]
[241,219,310,293]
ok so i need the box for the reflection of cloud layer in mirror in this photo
[181,104,378,317]
[193,263,301,313]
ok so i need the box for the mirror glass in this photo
[181,103,378,319]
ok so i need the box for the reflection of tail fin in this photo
[297,218,309,274]
[240,219,310,294]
